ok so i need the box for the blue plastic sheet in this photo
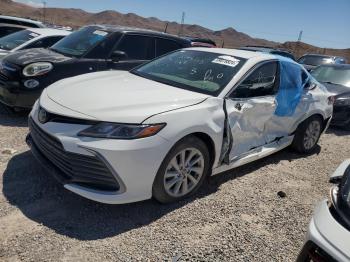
[275,59,306,117]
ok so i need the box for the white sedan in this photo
[27,48,333,204]
[0,28,70,58]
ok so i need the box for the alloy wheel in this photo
[303,120,321,150]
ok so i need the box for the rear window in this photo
[298,55,333,66]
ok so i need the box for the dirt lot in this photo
[0,103,349,262]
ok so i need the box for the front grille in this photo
[29,117,119,191]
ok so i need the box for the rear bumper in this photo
[0,81,41,108]
[331,105,350,127]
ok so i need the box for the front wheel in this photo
[291,116,323,154]
[152,136,210,203]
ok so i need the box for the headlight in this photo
[78,122,166,139]
[23,62,53,77]
[334,97,350,106]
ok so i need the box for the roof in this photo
[187,47,278,60]
[0,15,44,26]
[27,28,71,36]
[300,53,344,59]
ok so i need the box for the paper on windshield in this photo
[212,55,240,68]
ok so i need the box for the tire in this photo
[291,115,323,154]
[152,136,211,204]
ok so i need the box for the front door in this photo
[110,34,155,71]
[225,61,280,160]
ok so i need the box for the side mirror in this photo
[110,50,127,62]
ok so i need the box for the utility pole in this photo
[178,12,185,36]
[42,1,47,23]
[164,22,169,33]
[295,30,303,58]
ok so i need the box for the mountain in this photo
[1,0,349,60]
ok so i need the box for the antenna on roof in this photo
[178,11,185,36]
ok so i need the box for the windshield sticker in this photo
[212,55,240,68]
[29,33,40,38]
[93,30,108,37]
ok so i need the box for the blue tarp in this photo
[275,59,307,117]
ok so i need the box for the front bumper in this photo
[0,80,42,109]
[27,108,173,204]
[297,200,350,262]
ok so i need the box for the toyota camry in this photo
[26,48,333,204]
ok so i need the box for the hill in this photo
[1,0,349,60]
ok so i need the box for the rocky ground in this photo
[0,103,349,261]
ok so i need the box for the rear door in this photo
[111,34,155,70]
[225,61,280,159]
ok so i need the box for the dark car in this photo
[298,54,347,72]
[311,64,350,129]
[0,25,215,109]
[238,46,295,60]
[0,24,29,38]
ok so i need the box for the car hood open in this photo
[3,48,71,66]
[46,71,210,123]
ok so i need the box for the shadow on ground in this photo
[3,147,320,240]
[326,126,350,137]
[0,104,29,127]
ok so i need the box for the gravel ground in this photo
[0,103,349,261]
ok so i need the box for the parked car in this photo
[0,28,70,58]
[0,24,29,38]
[0,15,45,28]
[311,64,350,130]
[26,48,333,204]
[298,54,347,72]
[297,159,350,262]
[238,46,295,60]
[0,25,218,110]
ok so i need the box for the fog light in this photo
[24,79,39,89]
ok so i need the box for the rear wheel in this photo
[291,116,323,154]
[152,136,210,203]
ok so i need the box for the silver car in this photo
[297,160,350,262]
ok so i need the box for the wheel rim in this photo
[303,120,321,150]
[164,148,204,198]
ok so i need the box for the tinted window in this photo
[50,27,110,57]
[312,66,350,88]
[87,33,122,59]
[0,29,40,50]
[133,50,246,96]
[24,36,64,49]
[230,62,278,98]
[156,38,182,56]
[117,35,155,60]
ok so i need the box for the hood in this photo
[3,48,72,66]
[46,71,210,123]
[323,82,350,96]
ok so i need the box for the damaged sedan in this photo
[26,48,333,204]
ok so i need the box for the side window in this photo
[156,38,182,56]
[0,27,23,38]
[116,35,155,60]
[24,36,64,49]
[230,62,279,98]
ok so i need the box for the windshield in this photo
[50,26,110,57]
[312,66,350,88]
[132,50,246,96]
[298,55,333,66]
[0,29,40,51]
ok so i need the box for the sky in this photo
[14,0,350,49]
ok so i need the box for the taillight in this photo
[328,96,335,105]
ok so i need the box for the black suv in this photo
[0,25,215,109]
